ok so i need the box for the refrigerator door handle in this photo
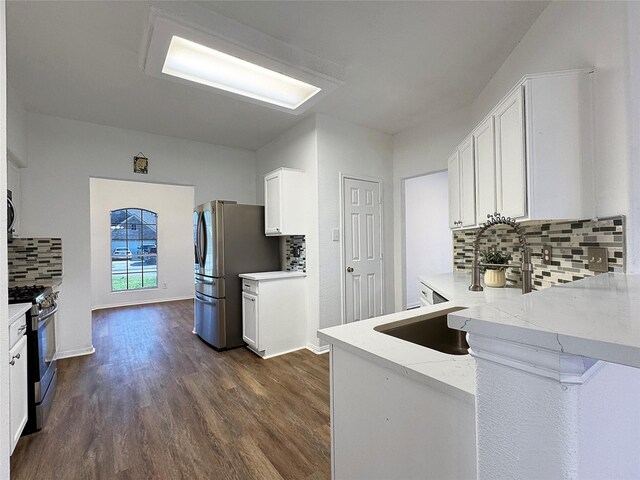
[195,291,217,305]
[199,212,207,268]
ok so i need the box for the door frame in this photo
[339,173,385,325]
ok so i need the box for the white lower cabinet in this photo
[240,273,306,359]
[241,292,258,350]
[9,333,28,454]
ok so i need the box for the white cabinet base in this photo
[330,346,476,479]
[240,274,306,359]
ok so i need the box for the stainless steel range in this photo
[8,285,58,433]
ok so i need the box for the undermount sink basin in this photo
[374,306,469,355]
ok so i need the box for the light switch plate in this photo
[542,245,552,265]
[332,228,340,242]
[588,247,609,273]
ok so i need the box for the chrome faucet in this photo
[469,212,533,294]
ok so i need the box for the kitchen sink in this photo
[374,306,469,355]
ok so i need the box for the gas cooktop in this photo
[8,285,51,304]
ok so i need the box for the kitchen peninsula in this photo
[320,273,640,479]
[318,272,521,479]
[449,273,640,479]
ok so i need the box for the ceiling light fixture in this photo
[162,36,321,110]
[140,4,345,115]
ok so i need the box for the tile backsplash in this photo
[453,216,625,290]
[8,237,63,284]
[283,235,306,272]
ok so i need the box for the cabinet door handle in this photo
[9,353,19,366]
[18,325,27,332]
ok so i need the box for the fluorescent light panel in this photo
[162,36,321,110]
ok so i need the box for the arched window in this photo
[110,208,158,291]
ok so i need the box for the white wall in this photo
[404,172,452,308]
[392,107,471,309]
[627,2,640,274]
[0,1,10,476]
[392,2,633,308]
[7,84,27,167]
[316,114,394,332]
[90,178,194,309]
[256,114,394,349]
[21,113,256,357]
[255,115,321,349]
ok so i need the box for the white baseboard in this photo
[92,296,193,311]
[306,343,330,355]
[56,346,95,359]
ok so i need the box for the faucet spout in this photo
[468,212,533,294]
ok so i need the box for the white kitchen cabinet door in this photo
[495,87,527,219]
[459,137,476,227]
[264,172,282,235]
[474,116,497,222]
[264,168,306,236]
[447,152,461,229]
[242,292,258,350]
[9,335,28,454]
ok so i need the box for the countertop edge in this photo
[8,303,31,325]
[448,273,640,369]
[239,272,307,280]
[319,331,475,405]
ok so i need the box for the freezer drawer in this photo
[194,292,227,349]
[195,276,225,298]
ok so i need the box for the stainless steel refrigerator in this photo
[194,200,280,349]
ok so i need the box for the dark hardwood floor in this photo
[11,300,331,480]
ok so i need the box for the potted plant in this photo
[480,249,512,288]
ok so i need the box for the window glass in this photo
[110,208,158,291]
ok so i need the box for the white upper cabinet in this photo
[474,116,497,222]
[447,152,461,229]
[524,71,594,220]
[494,87,527,220]
[447,69,594,229]
[459,137,476,227]
[448,137,476,229]
[264,167,306,236]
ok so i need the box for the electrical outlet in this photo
[162,282,168,289]
[542,245,552,265]
[588,247,609,273]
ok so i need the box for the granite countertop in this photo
[239,271,306,281]
[317,272,527,403]
[8,303,31,325]
[448,273,640,368]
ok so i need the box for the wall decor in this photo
[133,153,148,174]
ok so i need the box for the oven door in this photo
[33,308,57,404]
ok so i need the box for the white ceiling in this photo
[6,1,548,151]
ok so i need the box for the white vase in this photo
[484,269,506,288]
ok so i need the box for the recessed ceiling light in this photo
[140,4,344,114]
[162,36,321,110]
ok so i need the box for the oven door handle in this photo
[33,304,59,330]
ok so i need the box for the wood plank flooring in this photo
[10,300,331,480]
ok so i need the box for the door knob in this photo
[346,267,354,273]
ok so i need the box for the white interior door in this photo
[343,177,383,323]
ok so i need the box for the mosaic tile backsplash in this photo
[283,235,306,272]
[8,237,63,284]
[453,216,625,290]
